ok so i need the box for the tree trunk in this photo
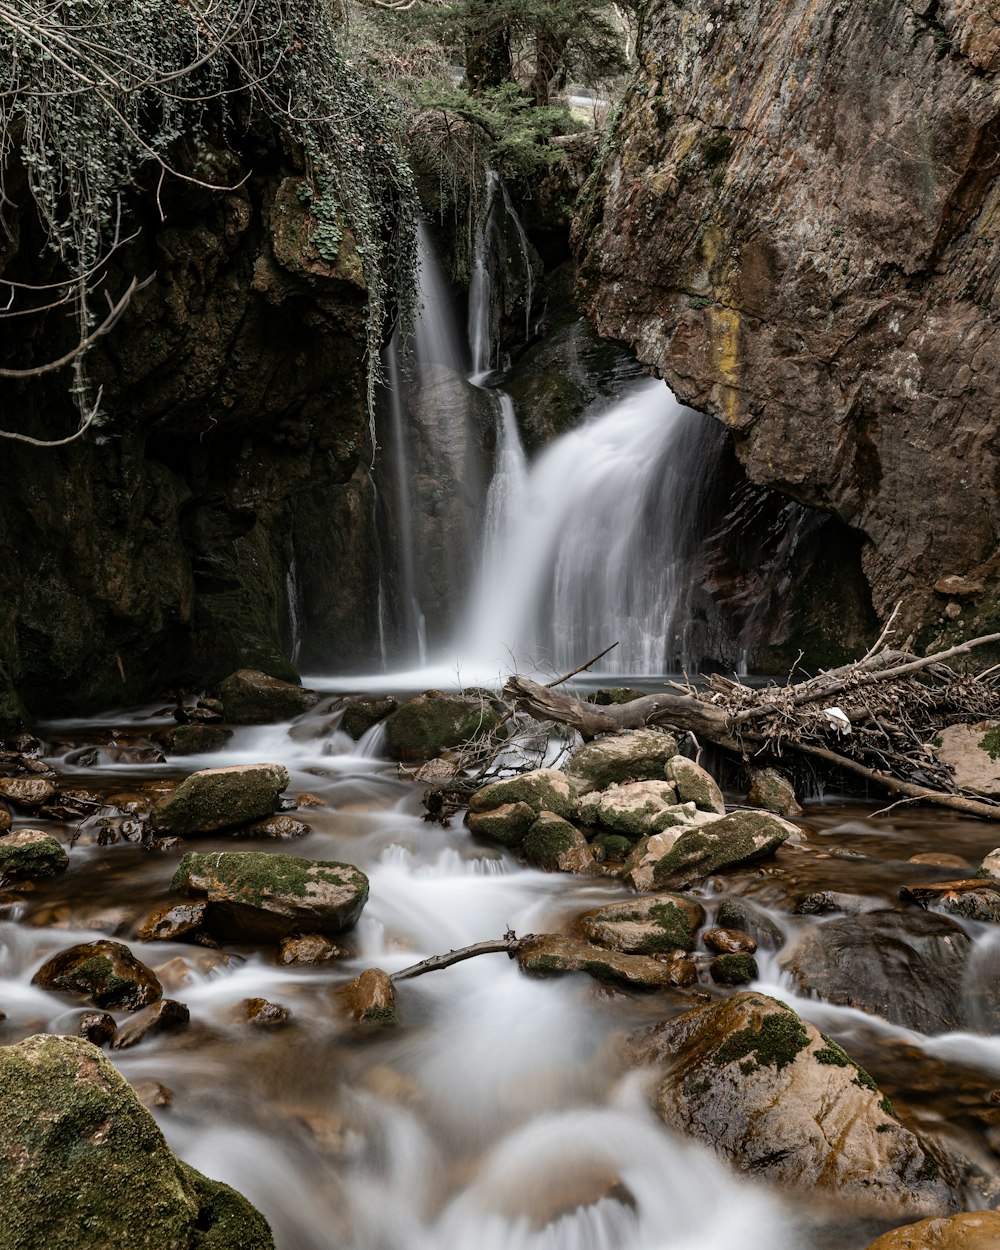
[465,3,513,94]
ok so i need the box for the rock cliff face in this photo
[578,0,1000,652]
[0,135,381,726]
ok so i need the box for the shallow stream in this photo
[4,703,1000,1249]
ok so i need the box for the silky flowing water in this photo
[4,708,1000,1249]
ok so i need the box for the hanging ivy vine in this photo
[0,0,417,442]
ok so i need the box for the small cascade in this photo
[415,221,466,374]
[460,378,726,676]
[468,170,500,379]
[384,331,427,665]
[499,179,534,343]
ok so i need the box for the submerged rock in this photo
[565,729,679,792]
[783,909,972,1034]
[384,692,503,761]
[0,1033,273,1248]
[0,828,68,880]
[33,940,162,1011]
[151,763,289,836]
[577,893,705,954]
[219,668,319,724]
[863,1212,1000,1250]
[628,992,958,1219]
[516,934,694,990]
[111,998,191,1050]
[624,810,795,891]
[171,850,369,941]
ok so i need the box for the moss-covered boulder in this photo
[577,893,705,954]
[340,696,398,740]
[516,933,694,990]
[589,833,633,862]
[171,851,369,941]
[578,783,714,838]
[467,801,536,847]
[159,724,234,756]
[863,1212,1000,1250]
[522,813,595,873]
[469,768,578,820]
[747,767,802,817]
[384,692,503,761]
[625,810,796,892]
[151,764,289,836]
[709,953,759,984]
[565,729,679,792]
[669,756,726,815]
[714,897,784,949]
[32,940,162,1010]
[0,1033,273,1249]
[628,993,958,1219]
[218,669,319,725]
[341,967,398,1026]
[0,828,68,879]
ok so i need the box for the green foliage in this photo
[0,0,417,433]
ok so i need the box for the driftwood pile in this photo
[426,627,1000,822]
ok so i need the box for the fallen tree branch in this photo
[390,930,528,982]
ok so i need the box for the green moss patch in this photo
[713,1008,809,1073]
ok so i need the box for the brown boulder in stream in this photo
[628,992,959,1219]
[33,940,162,1011]
[0,1033,274,1248]
[219,668,320,724]
[864,1212,1000,1250]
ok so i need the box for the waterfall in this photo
[468,170,535,380]
[460,378,725,677]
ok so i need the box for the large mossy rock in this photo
[469,768,578,820]
[577,893,705,954]
[0,1034,273,1249]
[783,909,973,1035]
[384,692,503,762]
[151,764,289,836]
[218,669,319,725]
[578,782,714,839]
[522,813,594,873]
[624,809,795,891]
[0,828,68,879]
[564,729,679,792]
[340,696,398,740]
[32,940,162,1010]
[628,992,958,1219]
[669,755,726,814]
[517,934,693,990]
[864,1212,1000,1250]
[171,851,369,941]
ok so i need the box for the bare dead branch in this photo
[390,930,528,981]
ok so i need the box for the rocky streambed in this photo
[3,678,1000,1249]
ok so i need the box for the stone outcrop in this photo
[0,1034,273,1248]
[628,992,959,1218]
[578,0,1000,652]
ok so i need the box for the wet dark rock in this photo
[0,777,55,809]
[131,1080,174,1110]
[587,687,647,706]
[467,801,537,847]
[147,836,186,853]
[277,934,346,965]
[218,668,319,724]
[74,1012,117,1047]
[239,997,290,1027]
[795,891,882,916]
[522,813,594,873]
[0,1033,274,1248]
[341,968,397,1026]
[159,724,234,755]
[578,893,705,954]
[900,881,1000,925]
[783,909,972,1034]
[0,829,68,880]
[151,763,289,836]
[233,815,310,840]
[863,1211,1000,1250]
[384,692,504,762]
[625,810,795,892]
[709,953,759,985]
[171,850,369,941]
[703,928,757,955]
[565,729,679,792]
[39,789,104,821]
[33,940,162,1011]
[517,934,694,990]
[0,806,9,834]
[340,696,398,740]
[747,768,803,817]
[137,902,211,944]
[111,999,191,1050]
[627,993,959,1219]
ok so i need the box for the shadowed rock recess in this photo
[577,0,1000,650]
